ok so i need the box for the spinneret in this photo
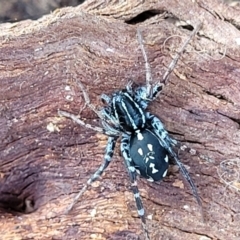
[59,24,202,240]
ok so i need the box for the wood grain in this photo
[1,1,240,239]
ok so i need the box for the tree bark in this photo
[1,1,240,240]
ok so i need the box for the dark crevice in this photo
[168,131,203,145]
[183,139,204,145]
[198,1,240,33]
[125,10,165,24]
[217,111,240,127]
[203,90,233,104]
[225,53,240,62]
[225,19,240,31]
[199,4,223,20]
[181,24,194,31]
[168,131,184,137]
[161,222,214,239]
[0,190,37,213]
[19,180,37,193]
[188,109,202,116]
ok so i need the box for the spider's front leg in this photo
[146,112,203,216]
[58,110,105,133]
[120,133,150,240]
[137,23,202,102]
[58,109,121,136]
[66,136,118,213]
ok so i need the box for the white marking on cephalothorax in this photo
[164,155,169,163]
[162,169,168,177]
[149,163,159,174]
[124,92,146,127]
[112,97,119,122]
[138,148,143,156]
[145,157,149,163]
[147,144,153,151]
[121,101,137,129]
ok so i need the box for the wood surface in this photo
[1,1,240,239]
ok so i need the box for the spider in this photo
[58,24,202,240]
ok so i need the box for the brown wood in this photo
[1,1,240,239]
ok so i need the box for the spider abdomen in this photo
[130,129,169,182]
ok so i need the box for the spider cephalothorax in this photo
[59,25,202,240]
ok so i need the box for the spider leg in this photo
[138,23,202,101]
[121,133,150,240]
[76,79,124,131]
[101,108,120,129]
[145,112,177,147]
[62,80,122,134]
[58,110,121,136]
[161,23,202,86]
[75,78,104,119]
[66,136,118,213]
[101,94,111,104]
[58,110,105,133]
[126,80,134,94]
[146,113,203,216]
[137,28,153,99]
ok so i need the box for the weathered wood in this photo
[1,1,240,240]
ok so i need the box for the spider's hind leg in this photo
[170,150,204,220]
[66,136,118,213]
[146,112,203,217]
[121,133,150,240]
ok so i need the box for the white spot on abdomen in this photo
[147,144,153,151]
[149,163,159,174]
[138,148,143,156]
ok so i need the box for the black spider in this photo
[58,25,202,240]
